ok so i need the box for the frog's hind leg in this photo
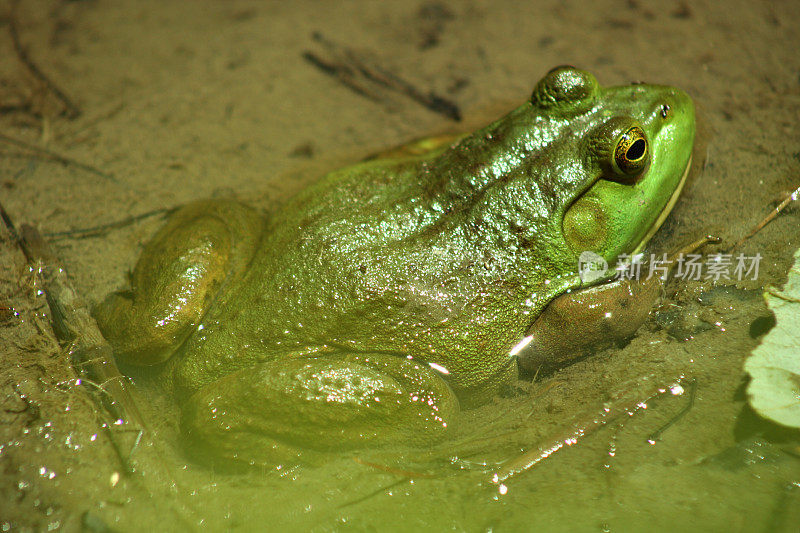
[95,199,264,366]
[180,353,459,468]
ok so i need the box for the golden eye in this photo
[613,126,648,175]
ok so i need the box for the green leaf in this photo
[744,249,800,429]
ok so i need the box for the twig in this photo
[338,478,408,509]
[9,1,81,119]
[59,102,126,146]
[730,185,800,251]
[0,200,144,468]
[0,132,115,182]
[20,232,147,427]
[1,202,197,527]
[491,377,686,483]
[362,61,462,122]
[44,207,175,240]
[646,378,696,443]
[0,102,33,114]
[301,52,382,101]
[304,32,462,121]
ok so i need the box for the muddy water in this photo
[1,0,799,530]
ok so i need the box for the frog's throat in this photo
[632,155,692,256]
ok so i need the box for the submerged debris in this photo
[303,32,462,121]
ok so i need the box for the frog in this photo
[94,66,695,467]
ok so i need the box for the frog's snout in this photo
[645,85,695,173]
[656,87,695,134]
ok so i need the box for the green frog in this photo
[95,67,695,467]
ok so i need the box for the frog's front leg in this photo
[95,200,263,365]
[180,353,459,467]
[517,275,662,374]
[518,236,719,373]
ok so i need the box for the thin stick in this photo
[305,32,462,121]
[17,227,148,431]
[0,133,115,181]
[0,200,22,242]
[44,207,175,240]
[1,201,145,463]
[730,185,800,251]
[1,202,198,527]
[9,1,81,119]
[301,52,382,102]
[646,378,696,443]
[338,478,408,509]
[491,377,685,483]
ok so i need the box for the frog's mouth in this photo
[631,155,691,256]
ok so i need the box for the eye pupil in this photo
[626,139,646,161]
[613,126,648,176]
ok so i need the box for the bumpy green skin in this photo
[95,67,695,466]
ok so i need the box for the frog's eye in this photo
[588,118,650,180]
[613,126,648,176]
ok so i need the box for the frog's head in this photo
[531,66,695,282]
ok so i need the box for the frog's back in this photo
[169,157,459,394]
[170,143,568,397]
